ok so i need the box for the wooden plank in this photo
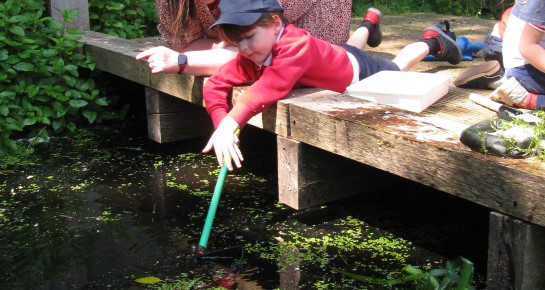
[46,0,90,30]
[146,88,196,114]
[277,136,396,210]
[487,212,545,289]
[284,92,545,227]
[79,31,204,105]
[145,88,213,143]
[147,111,213,143]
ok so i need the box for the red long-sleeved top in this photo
[203,24,354,128]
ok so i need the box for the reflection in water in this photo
[278,241,301,290]
[0,122,489,289]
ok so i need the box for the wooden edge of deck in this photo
[80,31,204,105]
[282,92,545,227]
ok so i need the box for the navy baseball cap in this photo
[210,0,284,29]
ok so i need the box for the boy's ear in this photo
[272,14,283,33]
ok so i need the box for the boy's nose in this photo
[238,39,251,51]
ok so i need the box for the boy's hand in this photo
[202,116,243,171]
[135,46,179,74]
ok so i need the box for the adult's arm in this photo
[136,45,238,77]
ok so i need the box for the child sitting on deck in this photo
[202,0,462,170]
[488,0,545,110]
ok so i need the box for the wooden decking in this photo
[80,17,545,224]
[78,14,545,288]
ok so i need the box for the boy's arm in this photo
[203,57,254,128]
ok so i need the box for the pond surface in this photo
[1,97,490,289]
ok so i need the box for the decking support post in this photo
[277,136,394,210]
[487,211,545,289]
[46,0,90,30]
[145,88,213,143]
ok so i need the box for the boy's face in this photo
[235,16,282,66]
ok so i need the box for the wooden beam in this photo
[46,0,90,30]
[145,88,212,143]
[283,92,545,227]
[277,136,396,210]
[80,31,205,105]
[487,212,545,289]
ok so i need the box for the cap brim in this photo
[210,12,262,29]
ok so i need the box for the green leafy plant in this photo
[493,111,545,159]
[0,0,121,165]
[333,256,477,289]
[89,0,158,39]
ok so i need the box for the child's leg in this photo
[340,43,399,80]
[346,7,382,49]
[392,42,430,71]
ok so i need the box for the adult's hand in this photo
[135,46,179,74]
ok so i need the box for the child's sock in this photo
[360,21,376,36]
[535,94,545,110]
[520,93,539,110]
[421,39,440,56]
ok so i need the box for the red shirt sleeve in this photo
[203,56,255,128]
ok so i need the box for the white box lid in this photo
[346,71,451,113]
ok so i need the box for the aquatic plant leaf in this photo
[429,268,447,277]
[424,275,440,289]
[456,256,474,290]
[330,267,403,286]
[134,276,161,284]
[402,264,423,275]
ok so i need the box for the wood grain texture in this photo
[277,136,396,209]
[285,92,545,227]
[487,212,545,289]
[47,0,90,30]
[80,31,204,105]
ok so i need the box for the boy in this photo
[202,0,461,170]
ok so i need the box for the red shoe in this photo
[363,7,382,47]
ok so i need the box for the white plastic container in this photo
[346,71,452,113]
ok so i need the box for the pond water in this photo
[1,83,490,289]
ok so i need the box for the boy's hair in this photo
[218,12,287,44]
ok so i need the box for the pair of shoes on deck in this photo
[361,7,382,47]
[453,60,504,89]
[362,9,461,65]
